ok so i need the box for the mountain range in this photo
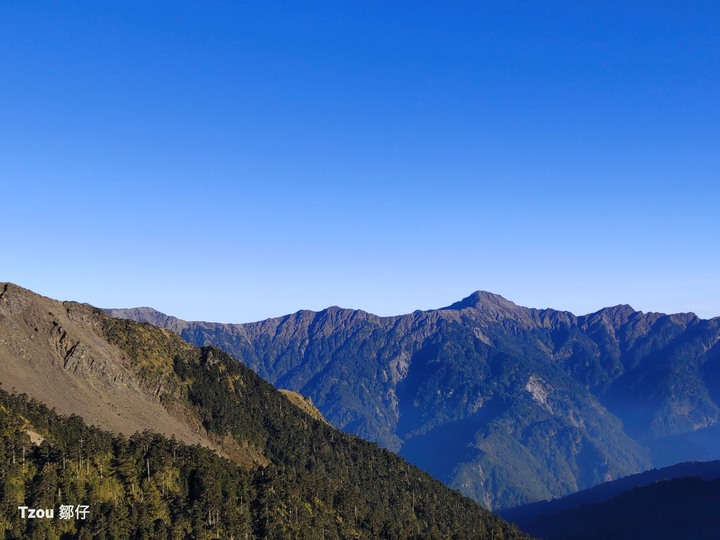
[107,291,720,510]
[0,283,527,538]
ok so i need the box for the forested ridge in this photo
[0,301,530,539]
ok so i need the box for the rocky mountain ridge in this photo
[106,292,720,509]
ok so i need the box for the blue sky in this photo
[2,1,718,321]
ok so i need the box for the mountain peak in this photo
[588,304,638,326]
[444,290,519,311]
[603,304,636,317]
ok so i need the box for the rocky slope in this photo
[108,292,720,509]
[0,283,223,455]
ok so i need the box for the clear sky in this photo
[2,1,718,322]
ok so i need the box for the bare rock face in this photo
[0,283,222,456]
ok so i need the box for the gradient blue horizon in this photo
[2,2,718,322]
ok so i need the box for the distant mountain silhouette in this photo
[500,460,720,540]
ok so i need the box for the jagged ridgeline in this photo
[107,293,720,509]
[0,284,529,539]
